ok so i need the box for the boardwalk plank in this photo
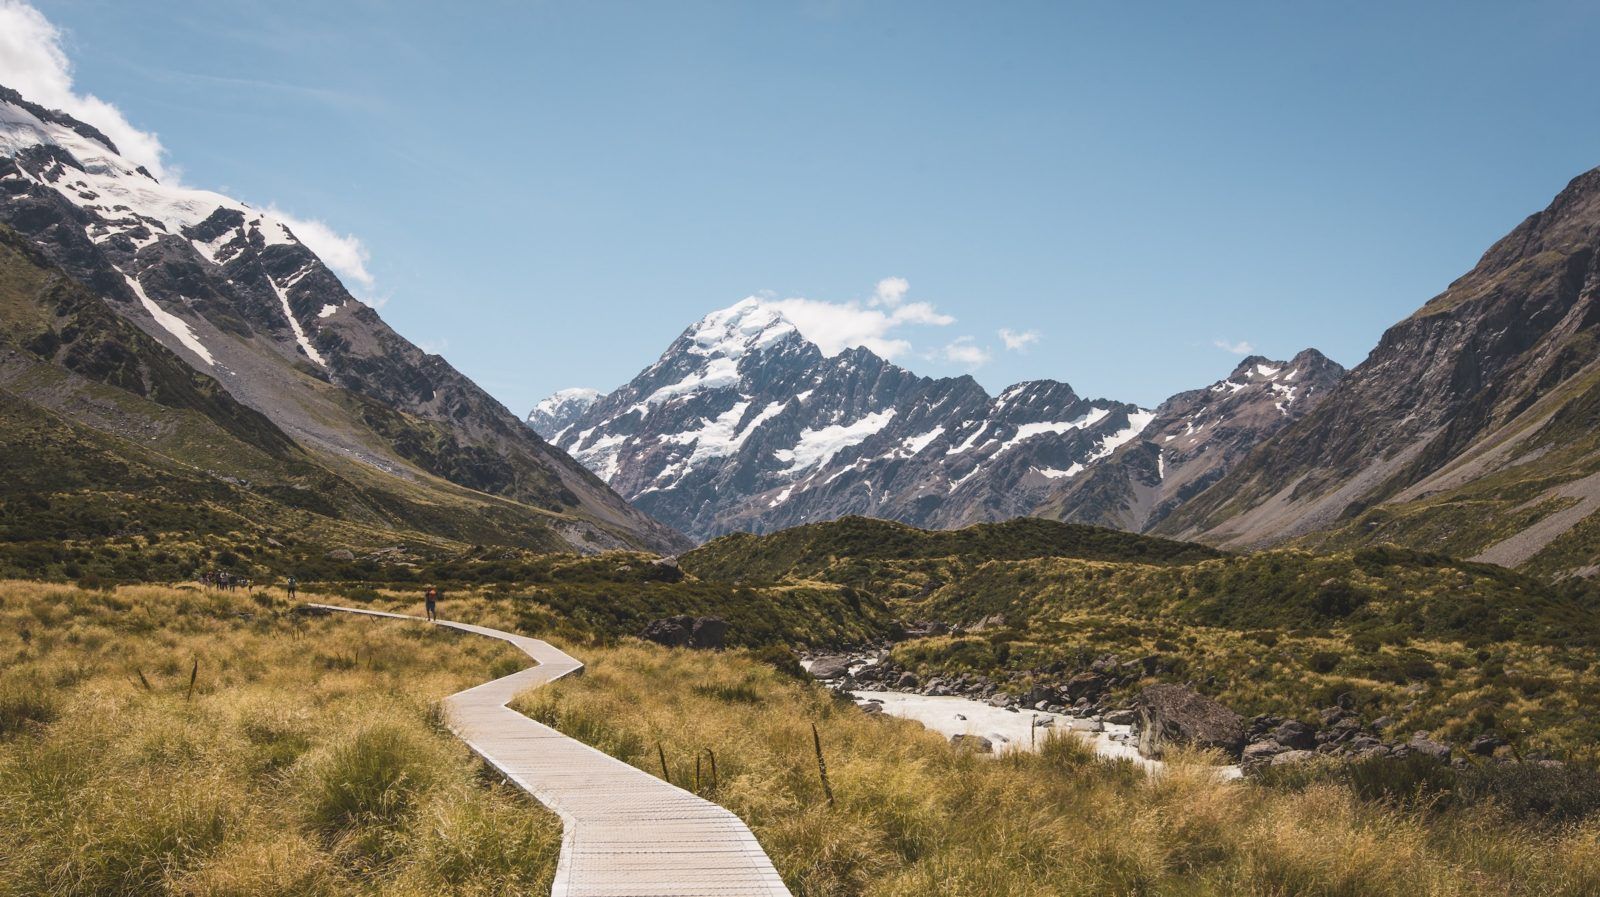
[310,604,792,897]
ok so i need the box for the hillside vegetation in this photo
[683,515,1224,584]
[686,518,1600,759]
[0,224,674,567]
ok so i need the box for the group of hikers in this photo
[199,570,255,592]
[199,571,443,619]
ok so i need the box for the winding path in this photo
[309,605,792,897]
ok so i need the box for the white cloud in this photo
[765,278,954,360]
[267,205,375,292]
[0,1,169,178]
[998,328,1040,351]
[935,336,992,369]
[1213,339,1255,355]
[0,3,382,301]
[870,276,910,307]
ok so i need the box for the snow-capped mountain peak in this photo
[683,297,801,360]
[527,387,602,440]
[537,301,1155,540]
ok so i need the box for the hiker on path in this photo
[285,576,297,600]
[425,586,438,621]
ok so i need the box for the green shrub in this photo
[304,722,438,830]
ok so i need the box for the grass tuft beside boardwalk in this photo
[0,581,560,896]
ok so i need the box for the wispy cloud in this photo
[765,278,954,360]
[934,336,993,369]
[998,328,1040,352]
[267,205,375,293]
[1213,338,1255,355]
[0,0,168,177]
[869,276,910,307]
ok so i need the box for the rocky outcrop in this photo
[1160,167,1600,575]
[639,616,729,649]
[1038,351,1345,532]
[1133,684,1247,759]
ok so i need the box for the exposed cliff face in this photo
[543,299,1150,541]
[0,82,686,554]
[1158,167,1600,577]
[1038,350,1345,532]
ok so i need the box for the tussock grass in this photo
[0,580,560,896]
[519,641,1600,896]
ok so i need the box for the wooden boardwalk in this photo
[309,605,792,897]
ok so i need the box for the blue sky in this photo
[9,1,1600,411]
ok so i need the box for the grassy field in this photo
[0,581,560,896]
[518,641,1600,897]
[5,581,1600,895]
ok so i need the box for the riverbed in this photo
[850,689,1241,779]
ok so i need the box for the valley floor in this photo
[5,581,1600,896]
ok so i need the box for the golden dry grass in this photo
[0,581,559,896]
[518,641,1600,897]
[7,581,1600,896]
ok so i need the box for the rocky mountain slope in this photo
[1036,350,1345,532]
[0,83,685,555]
[540,299,1156,540]
[1159,166,1600,577]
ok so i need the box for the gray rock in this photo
[325,548,356,561]
[896,671,920,689]
[1103,708,1138,726]
[640,615,730,650]
[1272,719,1317,750]
[1064,671,1109,702]
[1133,684,1247,760]
[1242,740,1286,771]
[1407,735,1452,762]
[1068,718,1104,733]
[807,655,853,680]
[1469,733,1506,756]
[1271,749,1320,767]
[951,734,993,753]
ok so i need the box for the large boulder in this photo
[640,615,729,649]
[1133,684,1247,760]
[807,655,853,680]
[690,617,729,649]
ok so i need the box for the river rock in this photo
[1133,684,1246,760]
[1271,749,1320,767]
[1272,719,1317,750]
[1064,671,1109,702]
[951,734,994,753]
[807,655,853,680]
[1103,708,1138,726]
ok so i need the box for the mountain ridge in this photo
[538,297,1321,542]
[0,81,687,555]
[1157,165,1600,577]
